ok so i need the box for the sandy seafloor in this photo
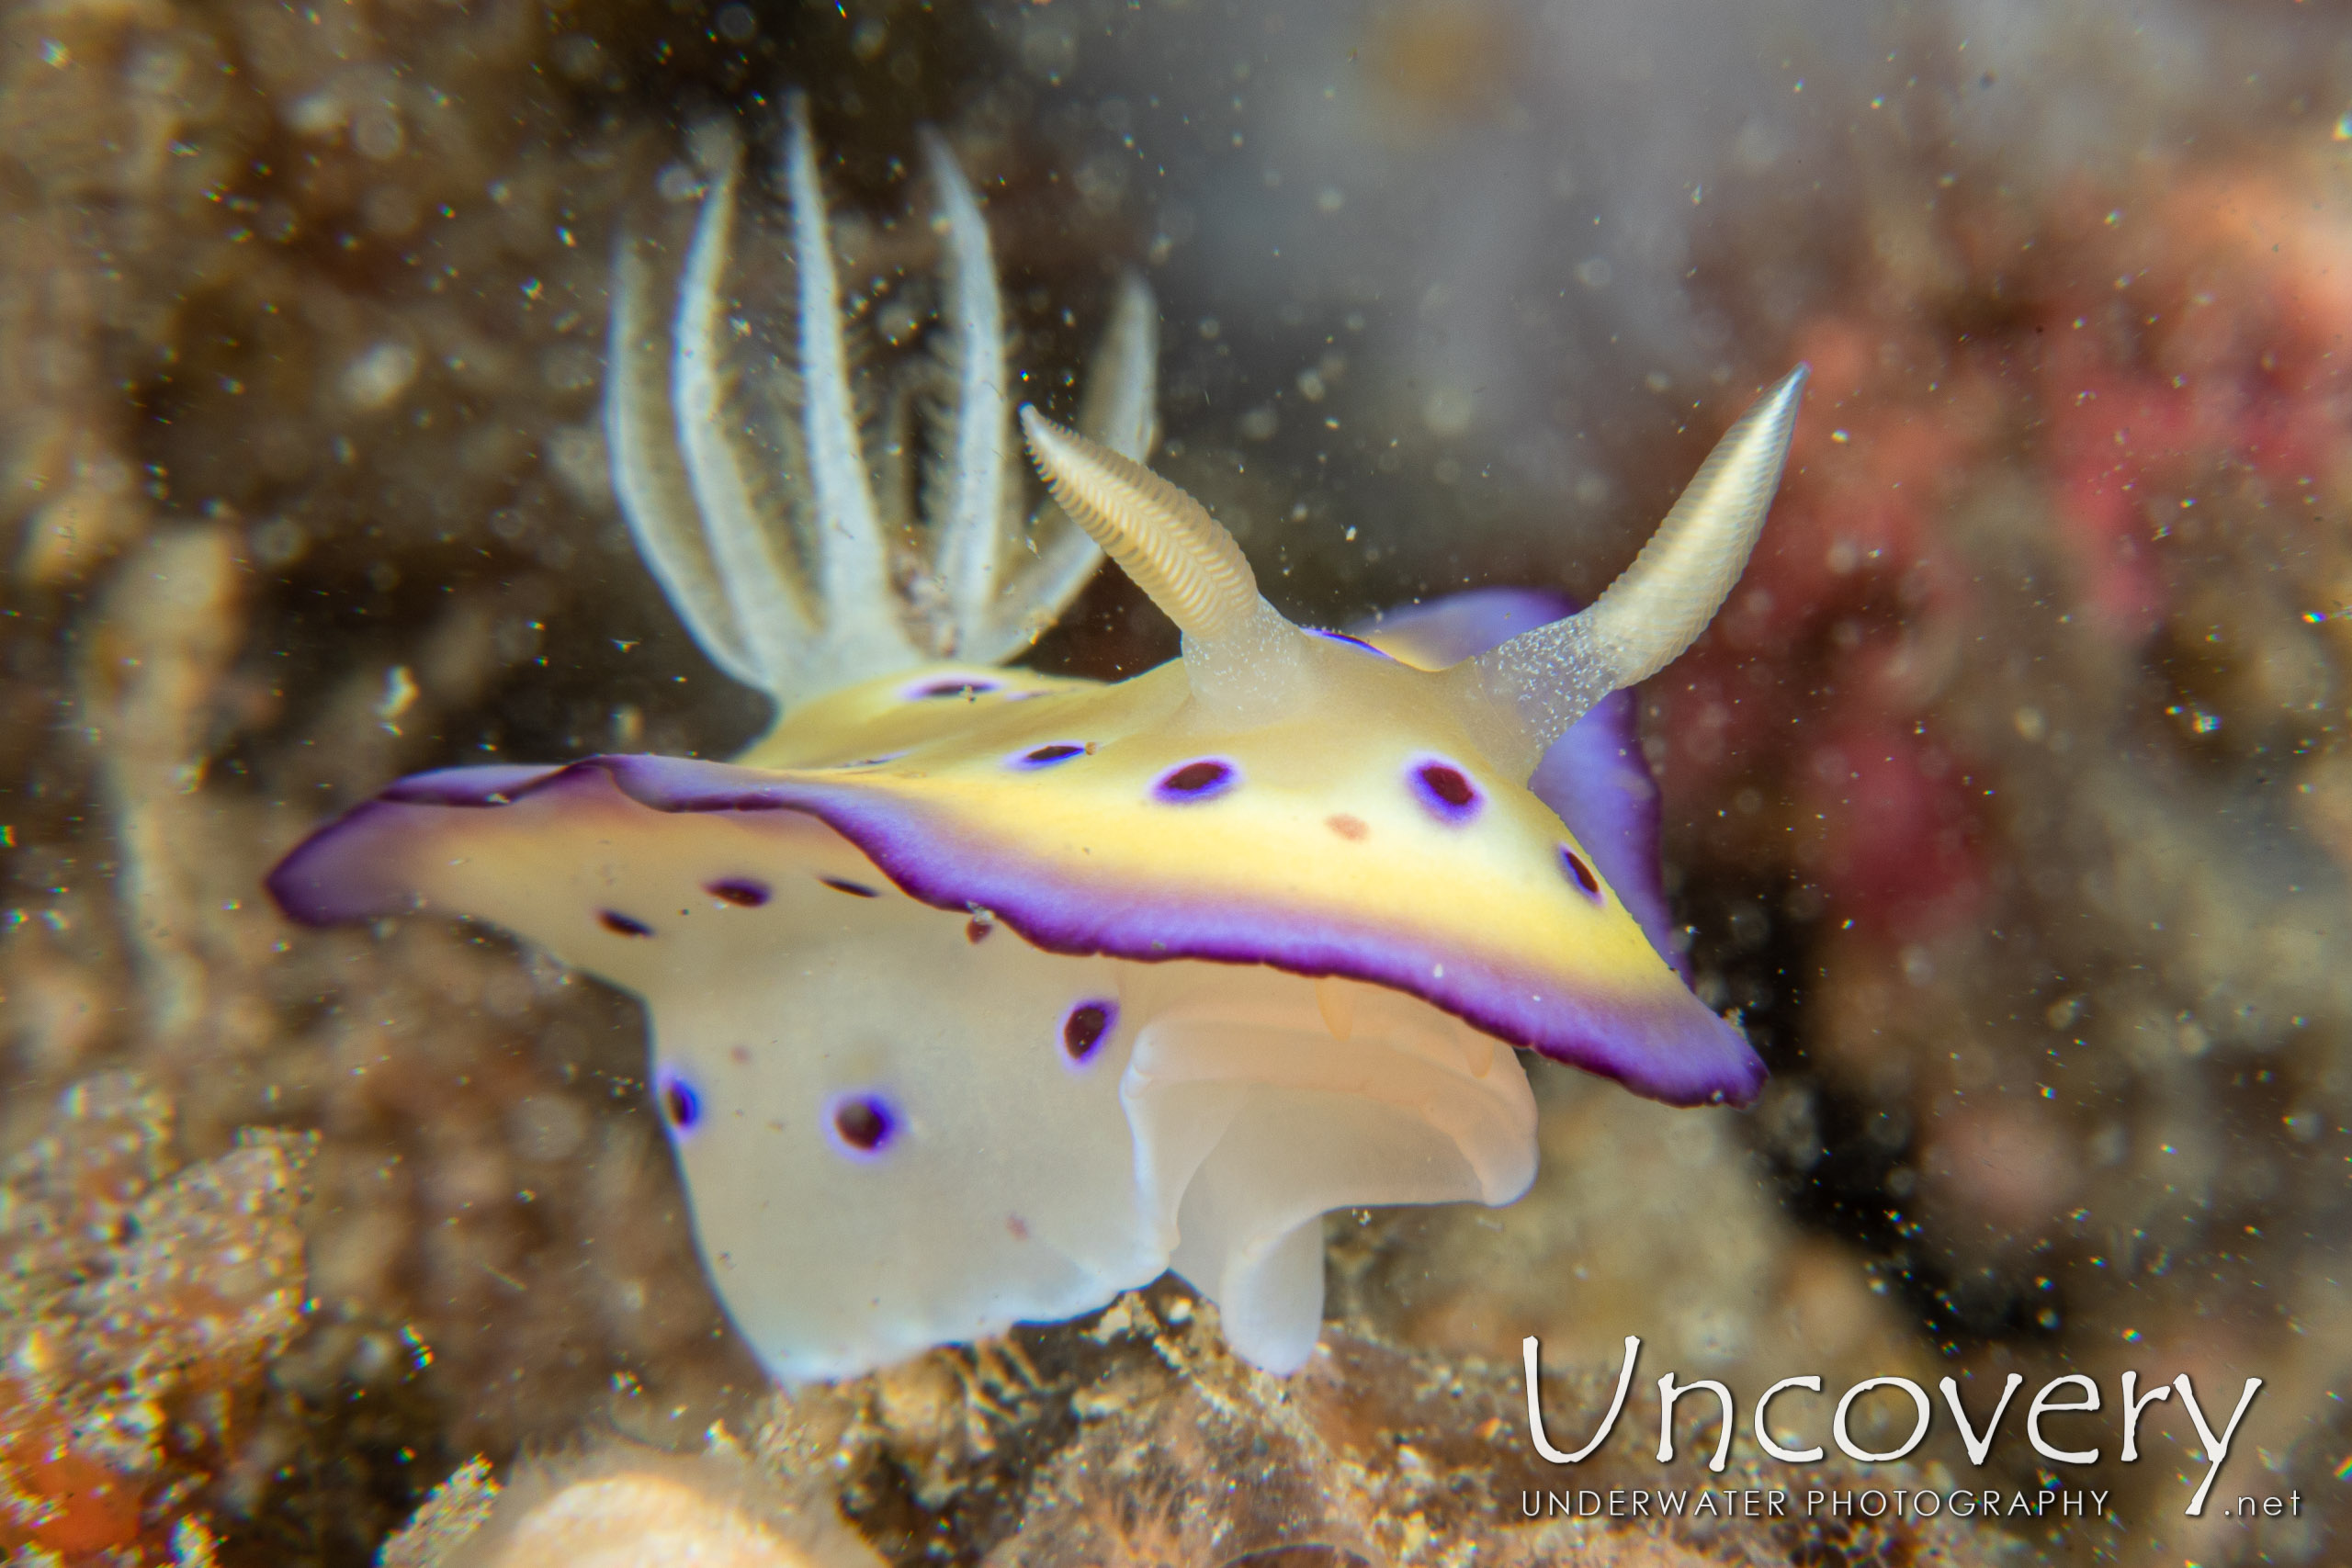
[2,0,2348,1562]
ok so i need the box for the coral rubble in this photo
[1,1073,311,1564]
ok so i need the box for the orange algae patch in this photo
[0,1073,316,1564]
[0,1377,142,1555]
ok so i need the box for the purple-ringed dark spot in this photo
[1560,845,1602,900]
[1311,628,1393,659]
[1153,759,1237,802]
[1012,742,1086,769]
[1409,759,1482,823]
[660,1075,700,1131]
[829,1093,898,1156]
[599,909,654,937]
[706,877,770,907]
[1062,1000,1116,1065]
[820,876,881,899]
[907,675,1000,701]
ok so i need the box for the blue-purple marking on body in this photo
[1559,845,1603,901]
[1009,742,1087,770]
[706,877,771,907]
[827,1091,899,1157]
[1061,999,1116,1066]
[1153,759,1238,803]
[904,674,1001,701]
[1310,628,1394,659]
[1408,757,1483,824]
[657,1069,702,1133]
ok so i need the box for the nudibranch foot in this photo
[606,94,1159,712]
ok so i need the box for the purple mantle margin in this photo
[268,748,1763,1110]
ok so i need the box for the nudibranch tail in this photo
[1452,365,1809,777]
[605,101,1162,709]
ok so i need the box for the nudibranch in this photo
[267,96,1808,1381]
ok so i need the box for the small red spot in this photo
[967,916,993,943]
[1326,813,1369,840]
[1006,1213,1031,1241]
[729,1044,752,1066]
